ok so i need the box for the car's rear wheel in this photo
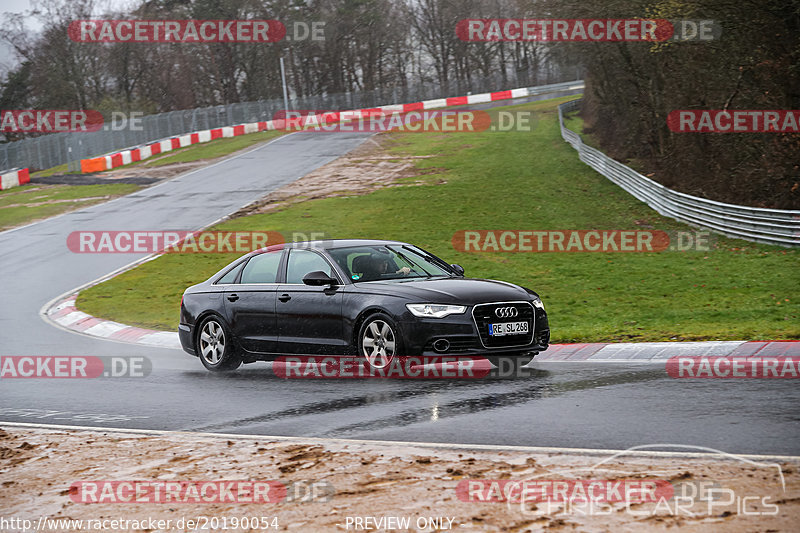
[359,314,401,369]
[197,316,241,372]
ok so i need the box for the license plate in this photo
[488,321,529,336]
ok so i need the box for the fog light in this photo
[433,339,451,353]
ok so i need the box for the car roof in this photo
[251,239,406,255]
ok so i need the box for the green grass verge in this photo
[31,164,76,179]
[0,183,141,231]
[78,95,800,341]
[562,110,591,144]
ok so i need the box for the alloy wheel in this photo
[361,319,396,369]
[200,320,226,365]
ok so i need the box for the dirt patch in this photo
[34,161,208,186]
[0,427,797,532]
[31,176,161,186]
[233,137,443,218]
[105,160,210,182]
[24,134,443,220]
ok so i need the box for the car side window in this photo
[239,251,282,284]
[286,249,336,284]
[216,262,244,284]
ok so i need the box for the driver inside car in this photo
[351,253,412,281]
[375,255,411,276]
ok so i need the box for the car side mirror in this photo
[450,263,465,276]
[303,271,338,286]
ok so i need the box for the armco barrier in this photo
[558,99,800,247]
[0,167,30,190]
[79,80,586,174]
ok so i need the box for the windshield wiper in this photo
[399,245,454,275]
[389,246,434,277]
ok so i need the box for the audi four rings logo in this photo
[495,307,519,318]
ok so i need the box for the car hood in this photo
[351,277,532,304]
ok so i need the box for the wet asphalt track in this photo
[2,361,799,456]
[1,90,798,457]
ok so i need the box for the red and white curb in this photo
[46,294,180,349]
[0,167,30,190]
[44,292,799,358]
[79,81,585,173]
[535,340,800,361]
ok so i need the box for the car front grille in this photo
[472,302,535,348]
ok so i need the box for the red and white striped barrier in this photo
[79,83,581,173]
[0,167,30,190]
[80,122,273,173]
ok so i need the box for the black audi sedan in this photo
[179,239,549,371]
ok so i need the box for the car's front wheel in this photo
[359,313,402,370]
[197,316,242,372]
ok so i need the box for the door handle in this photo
[227,294,239,302]
[278,294,291,302]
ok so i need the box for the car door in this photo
[276,248,346,354]
[224,250,283,353]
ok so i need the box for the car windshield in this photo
[327,245,454,282]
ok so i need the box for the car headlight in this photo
[406,303,467,318]
[531,296,545,310]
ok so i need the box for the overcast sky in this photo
[0,0,37,73]
[0,0,133,76]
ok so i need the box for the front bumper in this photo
[400,306,549,357]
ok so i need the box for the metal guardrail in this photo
[558,99,800,247]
